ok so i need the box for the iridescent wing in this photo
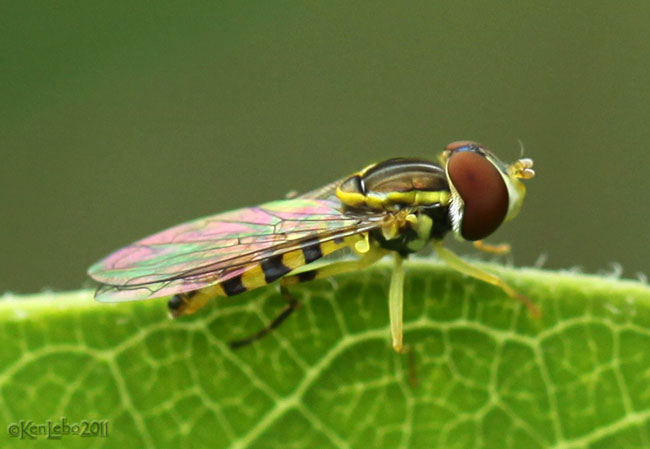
[88,198,385,301]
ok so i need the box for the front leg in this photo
[433,241,540,317]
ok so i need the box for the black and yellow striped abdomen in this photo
[168,234,361,316]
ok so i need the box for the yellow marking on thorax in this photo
[354,234,370,253]
[335,190,366,207]
[336,189,450,210]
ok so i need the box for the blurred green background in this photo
[1,1,649,294]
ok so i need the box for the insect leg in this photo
[472,240,511,255]
[389,252,408,353]
[433,241,540,317]
[229,247,388,349]
[229,285,299,349]
[386,253,418,383]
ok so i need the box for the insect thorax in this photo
[370,204,452,256]
[337,158,453,256]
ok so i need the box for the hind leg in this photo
[230,249,388,349]
[229,285,300,349]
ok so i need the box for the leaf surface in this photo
[2,261,650,448]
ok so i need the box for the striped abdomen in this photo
[168,235,359,317]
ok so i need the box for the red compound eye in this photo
[447,150,508,240]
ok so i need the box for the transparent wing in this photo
[88,198,384,301]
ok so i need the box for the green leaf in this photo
[2,260,650,448]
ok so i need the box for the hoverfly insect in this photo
[88,141,536,352]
